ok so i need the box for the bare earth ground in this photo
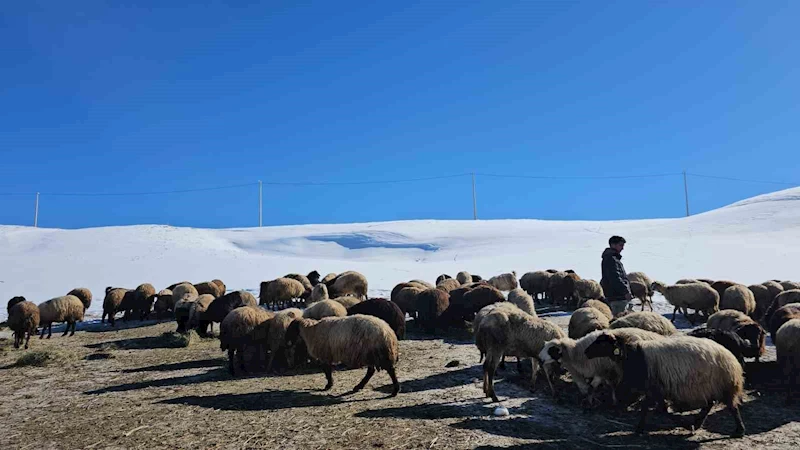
[1,314,799,450]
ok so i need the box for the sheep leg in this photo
[727,401,745,437]
[227,349,236,375]
[351,366,376,393]
[266,351,277,373]
[322,364,334,391]
[692,403,713,433]
[530,358,540,391]
[636,395,652,434]
[387,365,400,397]
[47,324,53,339]
[25,331,32,349]
[543,363,557,397]
[39,324,46,339]
[70,321,77,336]
[13,332,20,349]
[486,362,499,402]
[672,306,679,323]
[62,323,70,337]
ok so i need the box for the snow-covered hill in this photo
[2,187,799,321]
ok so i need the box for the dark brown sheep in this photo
[307,270,321,286]
[415,289,450,333]
[347,298,406,339]
[769,304,800,345]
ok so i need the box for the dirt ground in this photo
[0,314,799,450]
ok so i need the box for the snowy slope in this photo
[1,187,800,321]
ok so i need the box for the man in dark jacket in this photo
[600,235,632,316]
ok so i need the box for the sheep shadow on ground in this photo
[85,334,198,350]
[122,358,224,373]
[84,367,227,394]
[81,317,171,333]
[403,328,474,345]
[374,365,480,394]
[159,389,369,411]
[355,402,489,420]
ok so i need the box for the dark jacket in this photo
[600,248,631,301]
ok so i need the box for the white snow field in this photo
[1,186,799,321]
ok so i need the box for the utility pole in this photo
[471,173,478,220]
[683,170,690,217]
[34,192,39,227]
[258,180,263,227]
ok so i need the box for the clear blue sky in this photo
[2,1,798,228]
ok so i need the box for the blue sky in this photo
[1,1,798,228]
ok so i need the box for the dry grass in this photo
[0,317,798,449]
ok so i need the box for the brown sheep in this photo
[436,278,461,293]
[415,288,450,333]
[8,301,40,349]
[328,271,369,300]
[67,288,92,311]
[102,287,129,326]
[260,278,305,309]
[212,279,227,295]
[195,281,224,299]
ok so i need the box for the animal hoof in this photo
[733,428,745,438]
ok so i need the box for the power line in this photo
[475,172,682,180]
[687,173,799,186]
[40,182,259,197]
[261,173,471,186]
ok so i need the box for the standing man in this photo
[600,235,632,316]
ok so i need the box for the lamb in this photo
[539,328,664,405]
[765,290,800,323]
[284,315,401,396]
[687,327,754,367]
[8,300,40,349]
[768,303,800,345]
[328,271,368,300]
[650,281,719,324]
[252,308,304,371]
[195,281,224,299]
[304,299,347,320]
[153,289,174,319]
[711,280,739,300]
[488,271,518,292]
[706,310,766,361]
[284,273,313,298]
[609,311,677,336]
[456,271,472,285]
[332,296,361,309]
[194,290,258,335]
[38,295,85,339]
[320,273,337,285]
[574,278,604,303]
[309,283,329,304]
[307,270,321,286]
[212,279,226,295]
[507,288,536,317]
[748,284,772,320]
[436,274,452,285]
[391,284,424,317]
[186,294,216,335]
[775,319,800,403]
[569,307,610,339]
[219,306,274,375]
[520,271,552,300]
[347,298,406,339]
[67,288,92,311]
[477,305,566,402]
[102,287,128,326]
[721,285,756,316]
[581,300,613,321]
[629,281,653,312]
[436,278,461,293]
[260,278,305,309]
[415,288,450,333]
[585,333,745,436]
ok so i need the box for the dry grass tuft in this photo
[15,349,74,367]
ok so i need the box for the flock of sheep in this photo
[5,268,800,438]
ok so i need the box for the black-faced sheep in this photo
[456,271,472,285]
[195,290,258,335]
[435,274,452,285]
[347,298,405,339]
[776,318,800,403]
[67,288,92,311]
[304,299,347,320]
[102,287,128,326]
[507,288,536,317]
[768,303,800,345]
[609,311,677,336]
[585,333,745,436]
[195,281,224,299]
[477,305,566,402]
[328,271,368,300]
[415,288,450,334]
[285,315,401,396]
[220,306,274,375]
[38,295,85,339]
[651,281,719,324]
[706,310,766,361]
[8,300,40,349]
[154,289,174,319]
[721,285,756,316]
[581,300,613,322]
[489,271,518,292]
[569,307,610,339]
[260,278,305,309]
[307,270,321,286]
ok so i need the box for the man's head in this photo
[609,235,626,253]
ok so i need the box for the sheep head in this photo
[650,281,667,294]
[584,332,623,361]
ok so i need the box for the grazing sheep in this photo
[347,298,406,339]
[67,288,92,311]
[38,295,85,339]
[609,311,677,336]
[8,301,40,349]
[409,280,435,290]
[761,280,785,303]
[195,281,224,299]
[781,281,800,291]
[212,279,226,295]
[220,306,274,375]
[328,271,368,300]
[172,283,199,305]
[569,307,610,339]
[748,284,772,320]
[391,284,424,317]
[102,287,128,326]
[489,272,518,292]
[166,281,192,291]
[477,305,566,402]
[195,291,258,335]
[776,319,800,403]
[186,294,216,334]
[439,285,479,327]
[765,290,800,323]
[260,278,305,309]
[391,282,427,302]
[309,283,329,304]
[539,328,664,405]
[460,285,504,320]
[307,271,321,286]
[651,281,719,324]
[131,283,157,321]
[153,289,174,319]
[436,278,461,293]
[284,273,313,298]
[436,274,453,285]
[585,333,745,436]
[520,271,552,300]
[456,271,472,285]
[254,308,304,372]
[7,296,27,311]
[550,272,580,307]
[711,280,739,300]
[688,327,753,367]
[721,285,756,316]
[174,296,198,333]
[332,296,361,309]
[581,300,613,321]
[575,279,604,302]
[285,315,401,396]
[320,273,337,285]
[705,310,766,361]
[507,288,536,317]
[629,281,653,312]
[768,303,800,345]
[415,288,450,333]
[304,299,347,320]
